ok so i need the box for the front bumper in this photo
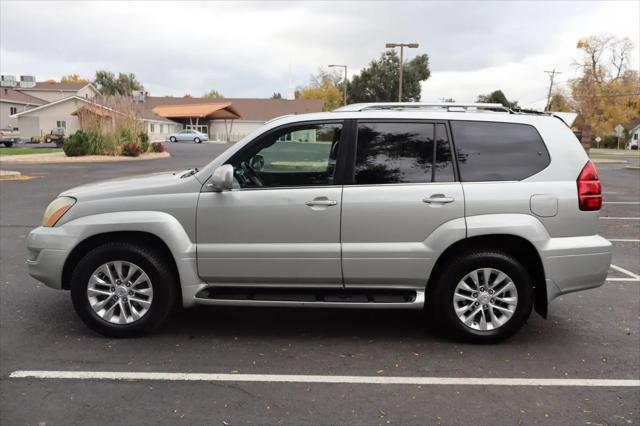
[540,235,612,302]
[26,226,78,289]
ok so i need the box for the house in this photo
[142,96,324,141]
[14,81,100,103]
[1,76,100,135]
[0,88,47,130]
[12,92,324,141]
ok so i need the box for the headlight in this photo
[42,197,76,227]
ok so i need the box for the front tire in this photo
[194,137,201,143]
[70,242,177,337]
[429,250,533,343]
[3,142,13,147]
[169,136,177,143]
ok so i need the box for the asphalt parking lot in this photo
[1,143,638,425]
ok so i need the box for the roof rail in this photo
[334,102,509,112]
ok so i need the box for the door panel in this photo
[197,187,342,284]
[341,183,465,286]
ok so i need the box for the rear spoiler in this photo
[551,112,578,128]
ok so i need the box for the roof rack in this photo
[334,102,510,113]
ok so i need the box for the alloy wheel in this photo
[86,261,154,324]
[452,267,518,331]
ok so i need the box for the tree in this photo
[203,89,224,98]
[271,92,282,99]
[61,74,90,84]
[184,94,193,98]
[547,90,573,112]
[94,70,143,95]
[570,35,639,136]
[297,79,342,111]
[476,90,519,108]
[348,51,430,103]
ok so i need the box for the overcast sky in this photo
[1,1,638,109]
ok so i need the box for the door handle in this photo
[305,199,338,207]
[423,195,455,204]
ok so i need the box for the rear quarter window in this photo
[450,121,550,181]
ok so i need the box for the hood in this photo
[60,170,200,201]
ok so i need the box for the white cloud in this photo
[1,0,638,102]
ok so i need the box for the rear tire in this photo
[3,142,13,147]
[169,136,177,143]
[194,137,201,143]
[428,250,533,343]
[70,241,177,337]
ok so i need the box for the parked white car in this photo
[167,129,208,143]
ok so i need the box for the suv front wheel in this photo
[70,241,177,337]
[429,250,533,343]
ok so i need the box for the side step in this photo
[194,287,425,309]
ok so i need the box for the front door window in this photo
[228,122,343,189]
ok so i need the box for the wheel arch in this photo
[61,231,182,302]
[427,234,548,318]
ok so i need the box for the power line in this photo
[544,68,562,111]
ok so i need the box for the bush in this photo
[121,143,142,157]
[138,132,150,152]
[150,142,165,153]
[63,130,89,156]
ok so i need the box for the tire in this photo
[428,250,533,343]
[3,142,13,148]
[70,241,177,337]
[55,140,64,148]
[169,136,177,143]
[194,137,201,144]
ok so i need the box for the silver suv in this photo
[26,103,612,342]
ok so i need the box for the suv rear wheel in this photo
[70,242,176,337]
[429,250,533,343]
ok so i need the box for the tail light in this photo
[577,160,602,211]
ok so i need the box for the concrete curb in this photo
[591,158,628,164]
[624,166,640,171]
[0,151,171,165]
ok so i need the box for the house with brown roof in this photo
[10,89,323,141]
[1,79,100,134]
[0,87,47,130]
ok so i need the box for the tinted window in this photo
[451,121,550,181]
[354,122,454,184]
[229,123,342,189]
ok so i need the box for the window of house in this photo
[450,121,550,181]
[150,123,155,133]
[354,121,454,185]
[56,120,66,129]
[9,106,17,115]
[160,124,165,133]
[228,122,343,189]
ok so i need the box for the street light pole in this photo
[328,64,348,106]
[385,42,419,102]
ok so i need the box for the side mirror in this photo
[209,164,234,192]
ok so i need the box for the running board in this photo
[194,288,425,309]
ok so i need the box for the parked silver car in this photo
[26,103,612,342]
[167,129,208,143]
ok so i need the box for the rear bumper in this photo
[539,235,612,302]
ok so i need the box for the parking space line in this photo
[610,264,640,280]
[600,217,640,220]
[9,370,640,387]
[608,239,640,242]
[603,202,640,205]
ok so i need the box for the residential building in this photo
[0,88,46,130]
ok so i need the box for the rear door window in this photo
[450,121,550,181]
[354,121,455,184]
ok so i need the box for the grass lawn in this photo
[0,147,62,156]
[589,148,640,157]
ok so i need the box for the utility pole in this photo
[544,68,562,111]
[328,64,348,106]
[385,42,419,102]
